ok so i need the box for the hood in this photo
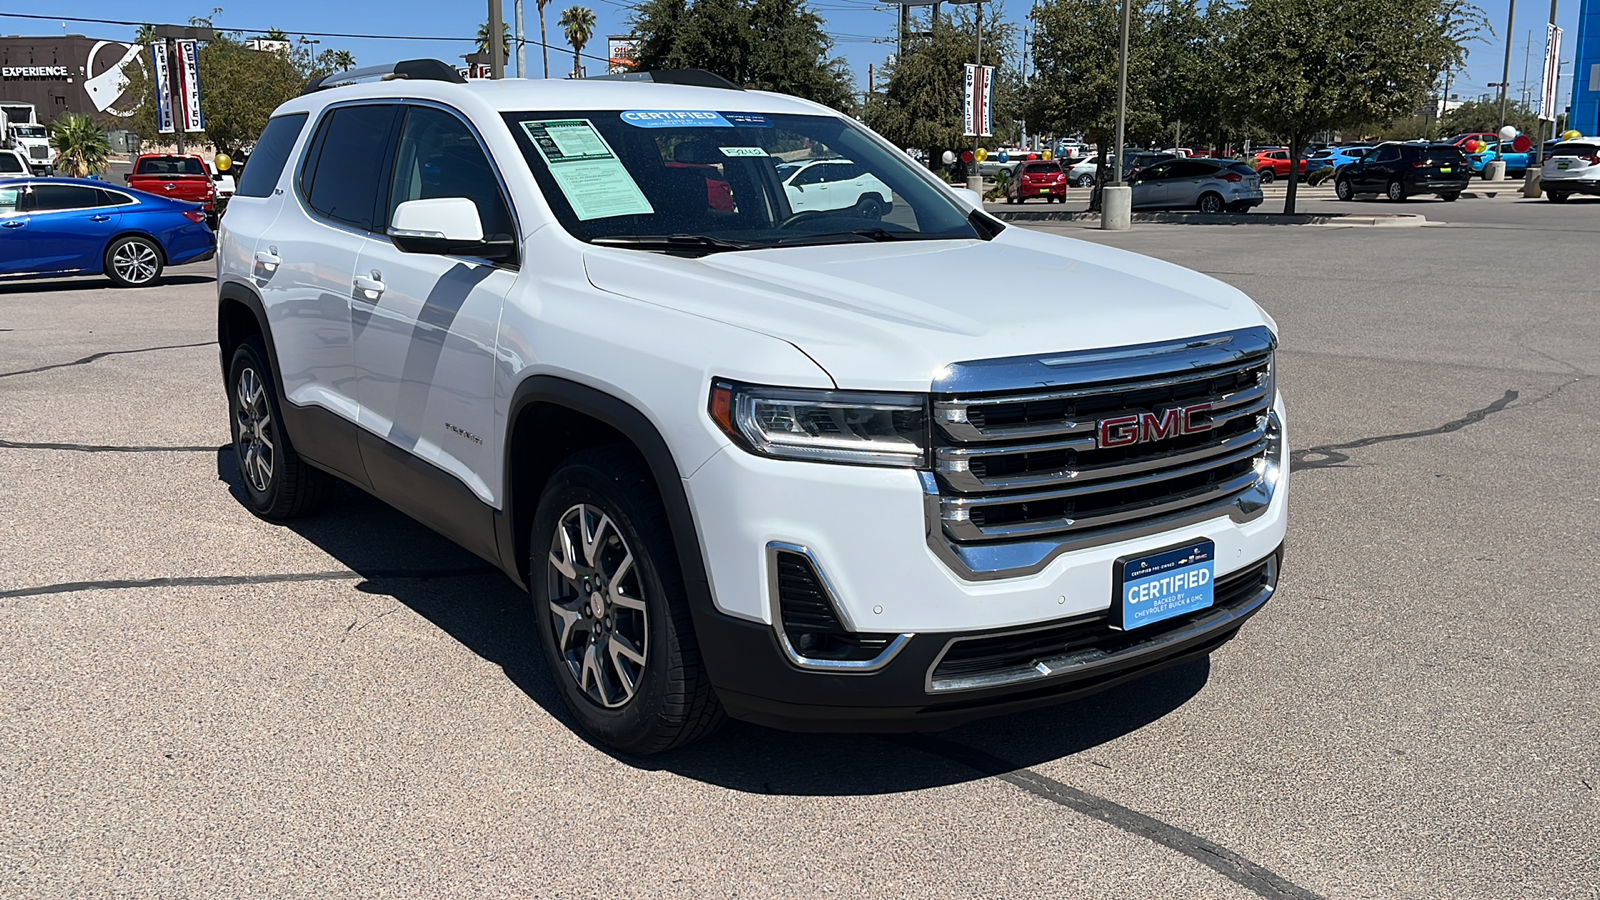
[583,226,1272,391]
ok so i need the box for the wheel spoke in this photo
[253,452,271,487]
[580,509,612,568]
[608,633,646,668]
[605,636,640,699]
[606,551,634,599]
[549,598,583,649]
[580,642,604,697]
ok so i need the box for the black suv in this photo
[1334,142,1470,202]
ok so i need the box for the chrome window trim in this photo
[923,410,1282,581]
[924,554,1277,693]
[765,541,912,673]
[12,183,140,216]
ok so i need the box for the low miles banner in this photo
[149,42,174,134]
[175,39,205,133]
[963,64,994,137]
[1540,24,1563,121]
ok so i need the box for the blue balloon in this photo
[998,151,1009,163]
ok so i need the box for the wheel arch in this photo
[103,229,168,272]
[216,280,276,387]
[499,377,712,621]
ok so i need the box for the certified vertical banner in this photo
[1540,24,1563,121]
[149,41,174,135]
[963,63,994,137]
[174,39,205,133]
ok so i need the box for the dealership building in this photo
[0,34,143,125]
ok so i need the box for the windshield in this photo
[14,126,44,138]
[501,110,982,251]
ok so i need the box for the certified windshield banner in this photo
[621,110,732,128]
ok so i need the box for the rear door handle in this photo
[89,214,111,222]
[254,250,281,270]
[1,220,24,228]
[353,274,385,300]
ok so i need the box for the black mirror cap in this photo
[390,232,517,263]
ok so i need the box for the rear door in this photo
[1165,159,1217,207]
[20,183,121,273]
[1130,161,1173,207]
[0,182,31,273]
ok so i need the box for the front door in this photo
[351,103,518,543]
[21,183,121,273]
[0,183,30,273]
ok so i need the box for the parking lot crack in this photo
[0,567,502,601]
[897,736,1325,900]
[0,340,215,380]
[0,438,221,453]
[1291,388,1522,472]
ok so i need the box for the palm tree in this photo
[49,114,110,178]
[537,0,552,78]
[134,24,157,45]
[476,21,512,61]
[559,6,595,79]
[331,49,356,71]
[266,27,289,41]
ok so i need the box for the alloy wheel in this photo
[546,503,649,709]
[111,240,159,285]
[234,366,275,493]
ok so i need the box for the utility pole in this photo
[1521,30,1533,107]
[1526,0,1558,195]
[514,0,525,77]
[1101,0,1133,229]
[488,0,505,79]
[974,0,983,167]
[1499,0,1516,128]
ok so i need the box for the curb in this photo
[990,210,1427,227]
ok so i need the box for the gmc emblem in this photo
[1097,403,1213,448]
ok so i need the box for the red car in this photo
[125,154,216,214]
[1005,161,1067,203]
[1250,149,1308,184]
[1448,132,1499,151]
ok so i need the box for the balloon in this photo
[1511,135,1532,153]
[1499,125,1518,142]
[1469,140,1486,154]
[960,150,974,163]
[1027,153,1038,160]
[974,147,987,162]
[214,153,232,172]
[997,151,1009,163]
[1563,129,1582,141]
[1042,150,1052,160]
[941,150,956,165]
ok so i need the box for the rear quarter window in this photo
[235,113,309,199]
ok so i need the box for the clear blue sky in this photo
[2,0,1585,112]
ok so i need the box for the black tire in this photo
[1386,180,1406,202]
[1197,192,1225,214]
[531,446,723,754]
[1258,168,1275,184]
[227,336,336,520]
[1547,191,1569,203]
[1073,173,1093,188]
[104,235,164,288]
[1335,178,1354,201]
[1005,191,1015,204]
[1439,192,1460,202]
[854,195,886,219]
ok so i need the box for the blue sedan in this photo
[1306,146,1373,175]
[0,177,215,287]
[1468,141,1534,178]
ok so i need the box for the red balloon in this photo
[1511,135,1532,153]
[1028,153,1038,160]
[961,150,975,163]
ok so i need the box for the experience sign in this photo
[2,66,69,79]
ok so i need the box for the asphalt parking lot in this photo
[2,194,1597,898]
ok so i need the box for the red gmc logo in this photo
[1097,403,1213,448]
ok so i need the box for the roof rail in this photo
[585,69,743,91]
[302,58,466,95]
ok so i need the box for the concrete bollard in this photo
[1100,184,1131,230]
[966,175,983,196]
[1485,160,1507,181]
[1522,169,1542,199]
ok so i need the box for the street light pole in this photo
[489,0,505,79]
[1499,0,1516,129]
[1101,0,1133,229]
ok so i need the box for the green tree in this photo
[49,113,111,177]
[266,28,289,41]
[628,0,854,108]
[331,49,356,72]
[477,20,513,61]
[537,0,553,77]
[560,6,597,78]
[867,9,1014,171]
[1441,99,1540,139]
[1220,0,1484,212]
[134,24,158,45]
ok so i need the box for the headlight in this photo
[709,380,928,468]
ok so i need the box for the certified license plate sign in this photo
[1113,540,1215,631]
[1559,162,1570,169]
[1440,167,1453,173]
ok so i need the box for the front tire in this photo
[532,447,723,754]
[1258,169,1275,184]
[105,235,164,288]
[1197,192,1225,214]
[1387,180,1406,202]
[1335,177,1354,201]
[854,195,886,219]
[227,336,335,520]
[1073,173,1093,188]
[1546,191,1569,203]
[1439,192,1460,202]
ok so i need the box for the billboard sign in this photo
[963,63,994,137]
[607,36,638,75]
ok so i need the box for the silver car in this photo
[1130,158,1263,213]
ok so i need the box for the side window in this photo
[0,153,23,174]
[386,105,515,241]
[96,189,136,207]
[1376,145,1401,162]
[28,185,101,211]
[301,104,400,231]
[0,185,19,212]
[1140,162,1173,180]
[1171,160,1212,178]
[792,165,826,186]
[235,112,308,198]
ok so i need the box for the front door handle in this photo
[2,220,24,228]
[353,274,385,300]
[254,249,281,271]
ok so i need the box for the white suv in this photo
[217,60,1289,753]
[1540,137,1600,202]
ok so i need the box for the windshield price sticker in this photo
[723,113,774,128]
[720,147,769,158]
[621,110,733,128]
[520,119,654,221]
[1113,540,1216,631]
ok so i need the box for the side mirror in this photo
[948,185,982,211]
[122,174,131,183]
[388,197,514,261]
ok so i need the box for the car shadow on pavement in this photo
[217,450,1211,796]
[0,274,214,294]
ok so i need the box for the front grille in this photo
[932,330,1275,544]
[930,555,1275,690]
[27,146,45,160]
[774,551,892,663]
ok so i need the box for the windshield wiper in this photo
[590,234,755,255]
[769,228,964,248]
